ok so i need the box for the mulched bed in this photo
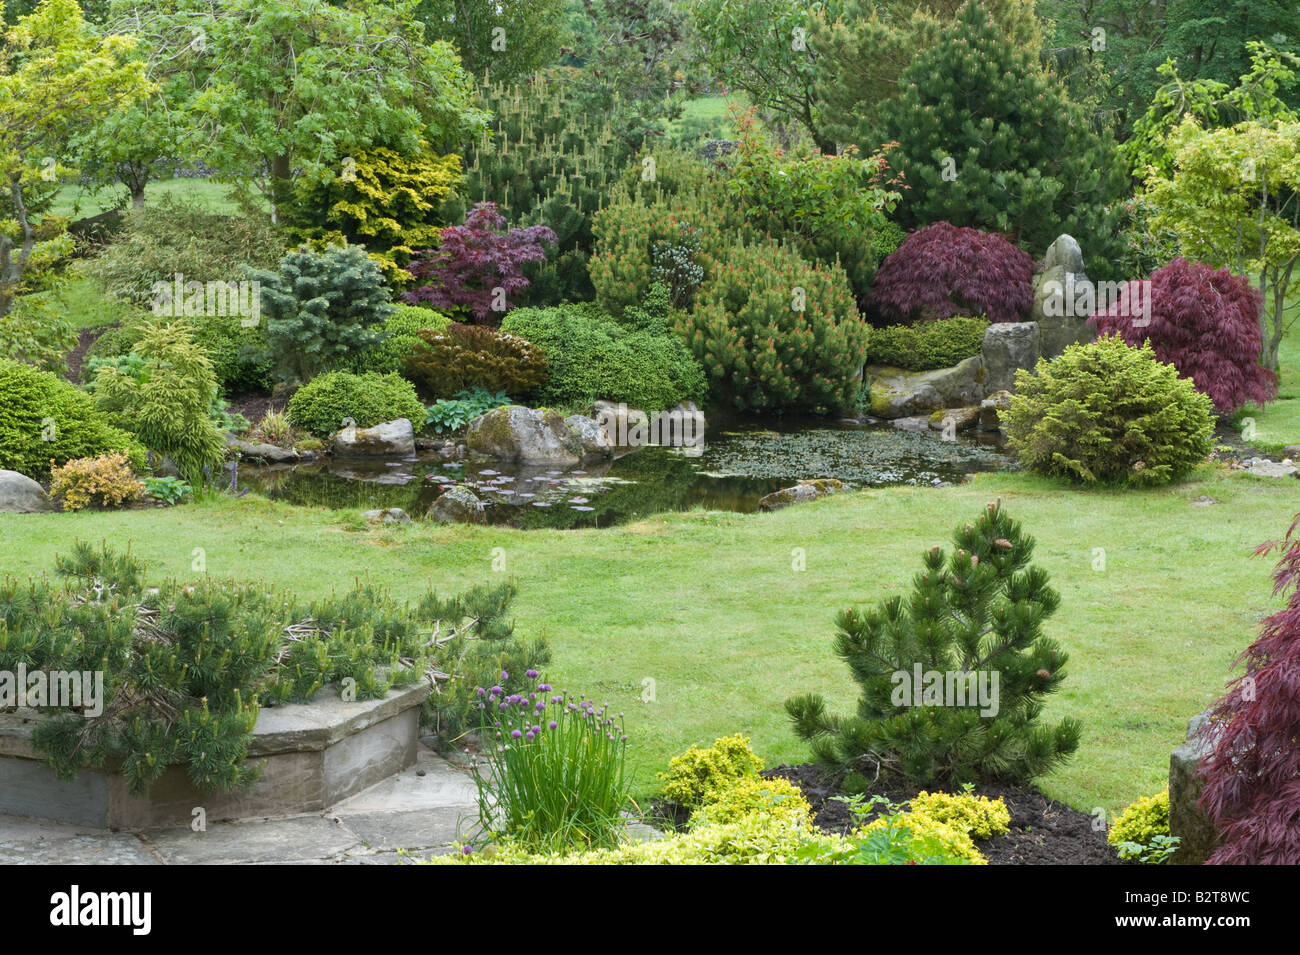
[226,392,286,424]
[66,326,108,384]
[762,763,1125,865]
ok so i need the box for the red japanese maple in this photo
[1199,512,1300,864]
[867,221,1034,324]
[1090,258,1277,414]
[405,202,556,324]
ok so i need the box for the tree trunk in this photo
[270,153,293,225]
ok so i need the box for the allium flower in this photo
[511,729,522,739]
[526,669,539,680]
[462,845,473,855]
[538,684,552,693]
[548,721,557,730]
[525,732,535,741]
[490,685,503,695]
[476,687,485,697]
[500,670,509,682]
[531,725,541,734]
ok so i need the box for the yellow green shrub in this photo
[859,812,987,864]
[907,790,1011,840]
[49,452,143,511]
[691,776,811,829]
[657,734,764,808]
[1108,790,1170,849]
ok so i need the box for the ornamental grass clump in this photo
[471,672,630,853]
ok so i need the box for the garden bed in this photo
[763,764,1125,865]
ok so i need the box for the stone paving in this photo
[0,746,479,865]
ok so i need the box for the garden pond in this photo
[235,418,1012,529]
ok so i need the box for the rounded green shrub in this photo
[684,239,868,414]
[690,776,811,829]
[501,302,706,412]
[0,359,144,481]
[867,317,990,372]
[403,323,549,400]
[287,371,426,437]
[346,305,451,375]
[1004,335,1214,487]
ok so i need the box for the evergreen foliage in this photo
[1003,335,1215,487]
[286,371,426,438]
[0,357,144,481]
[877,0,1126,273]
[867,317,990,371]
[403,323,549,400]
[92,321,227,487]
[0,542,526,796]
[785,501,1082,789]
[249,245,395,384]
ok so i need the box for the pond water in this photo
[235,418,1012,530]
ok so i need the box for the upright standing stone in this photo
[1032,235,1094,359]
[1168,709,1218,865]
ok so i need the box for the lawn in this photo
[50,178,263,220]
[1,466,1290,815]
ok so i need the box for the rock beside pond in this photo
[589,400,649,449]
[1169,709,1218,865]
[979,390,1013,431]
[565,414,614,458]
[892,416,931,432]
[0,470,53,514]
[226,434,303,464]
[1284,444,1300,460]
[362,508,411,525]
[333,418,416,457]
[866,355,986,418]
[982,321,1040,393]
[468,406,584,465]
[427,485,486,524]
[758,479,845,512]
[928,407,981,433]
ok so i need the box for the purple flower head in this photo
[531,725,541,734]
[526,669,539,680]
[538,684,552,693]
[548,720,558,730]
[525,731,535,741]
[475,687,485,697]
[490,685,503,695]
[511,729,522,739]
[500,670,509,682]
[462,845,473,855]
[499,702,508,712]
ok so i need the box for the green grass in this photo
[50,178,263,220]
[1,466,1290,815]
[1240,317,1300,450]
[37,275,146,331]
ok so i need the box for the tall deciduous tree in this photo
[1143,118,1300,372]
[0,0,148,319]
[139,0,486,218]
[415,0,567,83]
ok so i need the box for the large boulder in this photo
[981,321,1040,393]
[332,418,416,457]
[1032,235,1093,359]
[758,479,845,512]
[589,400,649,450]
[1169,709,1218,865]
[0,470,53,514]
[564,415,614,459]
[467,406,583,466]
[928,407,981,433]
[427,485,487,524]
[866,355,986,419]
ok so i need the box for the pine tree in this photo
[878,0,1126,273]
[786,501,1082,790]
